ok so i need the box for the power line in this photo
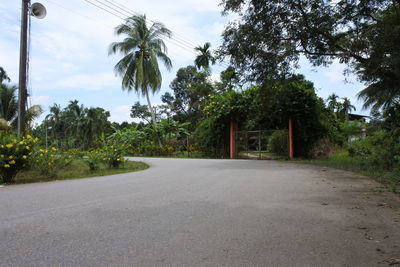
[42,0,114,28]
[85,0,200,55]
[83,0,230,68]
[43,0,198,56]
[105,0,200,49]
[45,0,230,68]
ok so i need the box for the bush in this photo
[101,144,126,168]
[30,147,73,177]
[85,149,103,171]
[268,130,288,156]
[348,130,400,169]
[66,148,86,159]
[310,137,339,158]
[0,134,38,183]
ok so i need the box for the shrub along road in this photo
[0,158,399,266]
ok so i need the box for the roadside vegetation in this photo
[13,160,148,184]
[1,2,399,189]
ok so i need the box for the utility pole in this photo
[18,0,30,136]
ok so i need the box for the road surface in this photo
[1,158,399,266]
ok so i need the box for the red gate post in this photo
[235,122,239,157]
[230,120,237,159]
[288,119,294,159]
[230,120,234,159]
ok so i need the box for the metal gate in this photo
[235,130,288,160]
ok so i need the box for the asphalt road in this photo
[1,158,399,266]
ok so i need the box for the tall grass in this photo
[295,151,400,193]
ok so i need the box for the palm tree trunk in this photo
[145,90,162,147]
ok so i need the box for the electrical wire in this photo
[104,0,200,48]
[42,0,115,28]
[43,0,230,68]
[83,0,230,68]
[84,0,199,55]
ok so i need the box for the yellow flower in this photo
[51,147,57,151]
[25,146,30,150]
[22,155,27,159]
[9,160,16,165]
[27,134,32,139]
[3,164,10,168]
[6,144,13,148]
[19,141,25,145]
[8,155,13,159]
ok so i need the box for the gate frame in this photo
[229,119,294,159]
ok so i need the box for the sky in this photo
[0,0,369,125]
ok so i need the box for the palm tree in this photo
[65,100,86,147]
[0,67,11,83]
[0,83,43,132]
[109,14,172,146]
[0,83,18,123]
[194,42,215,70]
[25,105,43,130]
[326,93,340,113]
[45,104,63,146]
[340,97,356,121]
[357,83,399,112]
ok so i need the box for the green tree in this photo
[219,0,400,111]
[216,66,239,92]
[0,84,18,123]
[326,93,341,113]
[0,67,11,83]
[130,101,152,123]
[45,104,63,146]
[109,14,172,146]
[220,0,394,79]
[194,42,215,70]
[161,65,214,129]
[340,97,356,121]
[356,5,400,111]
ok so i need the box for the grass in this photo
[292,151,400,193]
[8,159,149,185]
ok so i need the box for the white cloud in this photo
[109,105,136,123]
[323,61,345,82]
[30,95,50,107]
[209,73,221,83]
[55,72,119,91]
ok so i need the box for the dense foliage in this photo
[219,0,400,111]
[33,100,112,150]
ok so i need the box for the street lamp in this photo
[18,1,46,136]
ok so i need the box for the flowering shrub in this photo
[66,148,86,159]
[85,149,103,171]
[30,147,73,176]
[0,134,38,183]
[101,144,126,168]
